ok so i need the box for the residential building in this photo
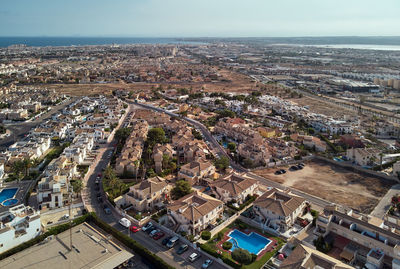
[167,191,223,235]
[253,188,307,232]
[315,205,400,269]
[346,148,381,166]
[120,176,170,211]
[279,242,353,269]
[0,205,41,254]
[0,222,133,269]
[210,173,258,204]
[178,160,215,185]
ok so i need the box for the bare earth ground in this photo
[288,96,355,118]
[254,160,393,213]
[36,69,257,96]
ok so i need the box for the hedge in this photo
[198,243,241,269]
[0,213,91,261]
[0,213,175,269]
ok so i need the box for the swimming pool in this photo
[0,188,18,204]
[228,229,271,255]
[2,198,18,206]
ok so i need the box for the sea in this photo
[0,37,202,48]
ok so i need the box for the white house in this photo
[0,205,41,254]
[253,188,307,232]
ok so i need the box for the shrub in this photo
[232,248,252,265]
[217,231,224,241]
[222,241,233,250]
[201,231,211,240]
[199,243,221,258]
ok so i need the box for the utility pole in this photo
[69,183,73,251]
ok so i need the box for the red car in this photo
[129,225,140,233]
[153,231,165,240]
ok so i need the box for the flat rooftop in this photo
[0,222,133,269]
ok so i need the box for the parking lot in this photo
[120,221,226,269]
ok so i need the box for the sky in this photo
[1,0,399,37]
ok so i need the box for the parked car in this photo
[119,218,131,228]
[60,214,69,220]
[149,229,159,237]
[280,169,286,174]
[289,165,298,171]
[162,236,173,246]
[188,252,201,262]
[177,244,189,254]
[145,226,156,234]
[129,225,140,233]
[274,170,282,175]
[153,231,165,240]
[202,259,213,268]
[142,222,153,232]
[103,204,111,214]
[166,236,179,248]
[296,165,303,170]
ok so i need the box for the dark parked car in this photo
[103,204,111,214]
[145,226,156,234]
[274,170,282,175]
[177,244,189,254]
[289,165,299,171]
[162,236,173,246]
[280,169,286,174]
[153,231,165,240]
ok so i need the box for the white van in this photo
[119,218,131,228]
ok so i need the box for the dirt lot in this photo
[35,68,257,96]
[254,159,393,213]
[288,96,355,118]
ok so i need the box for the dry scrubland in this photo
[38,69,257,96]
[288,96,355,118]
[254,160,393,213]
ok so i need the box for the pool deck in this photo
[216,228,278,260]
[0,181,33,213]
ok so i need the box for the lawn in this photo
[200,220,285,269]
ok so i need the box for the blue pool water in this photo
[228,229,271,255]
[0,188,18,204]
[2,198,18,206]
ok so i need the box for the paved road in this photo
[130,101,334,210]
[0,97,78,150]
[130,101,246,172]
[82,104,227,269]
[370,184,400,218]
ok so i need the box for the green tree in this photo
[231,248,252,265]
[115,128,131,143]
[147,128,166,146]
[214,156,229,171]
[22,158,33,178]
[11,160,24,182]
[192,129,203,140]
[227,142,236,152]
[171,180,193,200]
[71,179,83,197]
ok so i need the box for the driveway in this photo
[370,184,400,218]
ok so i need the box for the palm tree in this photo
[11,160,24,182]
[22,158,33,178]
[133,160,140,181]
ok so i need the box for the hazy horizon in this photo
[1,0,399,37]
